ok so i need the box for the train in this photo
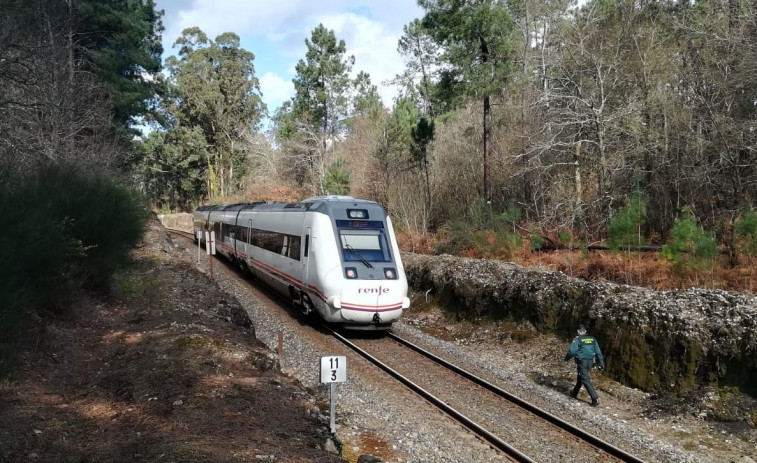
[193,196,409,330]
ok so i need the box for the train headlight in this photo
[347,209,368,219]
[384,267,397,279]
[345,267,358,279]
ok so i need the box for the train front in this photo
[320,199,409,330]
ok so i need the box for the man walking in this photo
[565,324,605,407]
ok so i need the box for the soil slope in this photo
[0,216,345,463]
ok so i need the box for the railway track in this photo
[166,227,646,462]
[167,228,197,241]
[328,328,647,463]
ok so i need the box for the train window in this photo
[288,236,301,260]
[339,229,390,262]
[304,235,309,257]
[249,228,300,261]
[342,233,379,250]
[251,228,280,253]
[237,226,248,243]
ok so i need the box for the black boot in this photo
[590,398,599,407]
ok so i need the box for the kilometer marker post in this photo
[320,356,347,434]
[196,230,202,263]
[205,230,216,278]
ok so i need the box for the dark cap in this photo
[577,324,587,332]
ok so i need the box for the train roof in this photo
[195,196,384,215]
[301,196,382,213]
[196,202,266,212]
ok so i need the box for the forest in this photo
[142,0,755,292]
[1,0,757,349]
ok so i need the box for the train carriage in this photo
[194,196,409,330]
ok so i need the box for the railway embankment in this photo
[402,252,757,397]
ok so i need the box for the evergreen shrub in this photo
[435,199,522,257]
[608,192,646,251]
[661,206,719,271]
[736,210,757,256]
[0,167,148,367]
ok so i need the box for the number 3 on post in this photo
[320,356,347,383]
[320,356,347,434]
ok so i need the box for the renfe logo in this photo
[358,286,390,294]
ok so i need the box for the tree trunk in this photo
[594,110,609,219]
[483,94,491,203]
[573,140,583,229]
[423,155,432,217]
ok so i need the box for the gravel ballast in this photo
[173,233,756,463]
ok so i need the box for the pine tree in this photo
[415,0,514,202]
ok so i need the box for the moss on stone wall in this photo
[403,253,757,397]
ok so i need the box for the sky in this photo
[153,0,425,117]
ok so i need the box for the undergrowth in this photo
[0,166,148,372]
[396,229,757,294]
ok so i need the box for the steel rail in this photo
[325,326,535,463]
[388,332,646,463]
[167,229,195,240]
[166,227,644,463]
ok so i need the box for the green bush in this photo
[500,203,521,231]
[557,229,573,247]
[0,167,148,364]
[495,227,522,252]
[660,206,719,270]
[435,220,477,255]
[471,196,495,230]
[608,192,646,251]
[529,229,545,251]
[435,206,521,257]
[322,156,350,195]
[693,232,719,267]
[53,170,149,288]
[735,210,757,256]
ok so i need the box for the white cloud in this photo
[305,13,407,107]
[155,0,424,112]
[160,0,301,49]
[259,72,293,112]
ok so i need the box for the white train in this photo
[193,196,409,330]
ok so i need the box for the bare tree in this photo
[0,0,128,184]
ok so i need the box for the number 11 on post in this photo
[320,356,347,383]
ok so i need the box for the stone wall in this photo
[402,253,757,396]
[158,212,193,232]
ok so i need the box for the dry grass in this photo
[235,183,310,203]
[396,229,757,294]
[165,213,755,293]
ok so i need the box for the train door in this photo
[244,219,252,273]
[229,230,235,259]
[299,227,313,315]
[301,228,311,289]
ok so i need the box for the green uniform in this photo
[565,334,604,403]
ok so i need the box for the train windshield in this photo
[339,229,391,263]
